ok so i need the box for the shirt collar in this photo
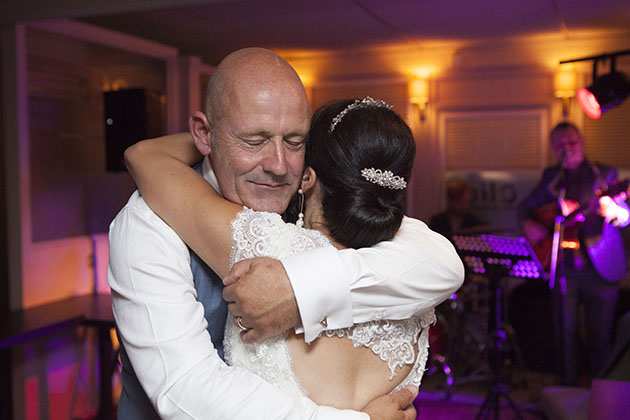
[202,156,222,197]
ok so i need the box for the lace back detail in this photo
[324,309,435,383]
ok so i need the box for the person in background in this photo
[518,121,629,385]
[429,178,489,242]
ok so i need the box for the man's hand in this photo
[599,195,630,226]
[361,386,418,420]
[223,257,301,343]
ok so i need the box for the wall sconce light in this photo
[409,79,429,121]
[554,67,577,118]
[561,50,630,120]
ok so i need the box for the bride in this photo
[126,97,435,410]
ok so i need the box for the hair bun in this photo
[324,189,403,249]
[306,98,415,249]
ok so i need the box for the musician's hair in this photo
[550,122,582,140]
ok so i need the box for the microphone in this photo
[561,148,571,168]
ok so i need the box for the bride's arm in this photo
[124,132,242,278]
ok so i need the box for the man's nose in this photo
[263,140,288,176]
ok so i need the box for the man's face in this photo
[209,87,310,214]
[552,127,584,170]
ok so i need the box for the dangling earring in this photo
[296,188,304,227]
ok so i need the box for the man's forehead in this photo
[218,112,309,133]
[552,129,581,144]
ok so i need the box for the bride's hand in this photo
[361,385,418,420]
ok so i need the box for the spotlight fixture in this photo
[560,50,630,120]
[576,71,630,120]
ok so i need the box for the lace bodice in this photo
[229,208,331,265]
[224,208,433,399]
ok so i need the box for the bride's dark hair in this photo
[305,98,416,249]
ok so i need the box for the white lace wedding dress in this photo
[224,208,435,401]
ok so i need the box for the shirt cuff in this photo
[280,246,354,343]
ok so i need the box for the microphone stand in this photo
[549,182,567,292]
[549,170,568,384]
[474,263,525,420]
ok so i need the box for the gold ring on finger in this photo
[236,316,250,331]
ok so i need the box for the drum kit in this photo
[426,234,546,419]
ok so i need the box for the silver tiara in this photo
[329,96,393,133]
[361,167,407,190]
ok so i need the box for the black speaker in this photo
[103,88,165,172]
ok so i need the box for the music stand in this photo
[452,234,545,420]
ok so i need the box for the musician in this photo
[518,121,629,385]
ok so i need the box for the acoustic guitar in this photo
[527,179,629,283]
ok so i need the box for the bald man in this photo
[109,48,464,419]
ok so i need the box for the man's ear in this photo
[189,111,212,156]
[300,167,317,193]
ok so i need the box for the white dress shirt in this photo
[108,157,464,419]
[285,216,465,342]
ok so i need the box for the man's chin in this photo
[245,201,289,214]
[236,184,296,214]
[242,194,291,214]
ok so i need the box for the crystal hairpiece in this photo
[329,96,393,133]
[361,167,407,190]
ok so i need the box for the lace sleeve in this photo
[229,207,331,268]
